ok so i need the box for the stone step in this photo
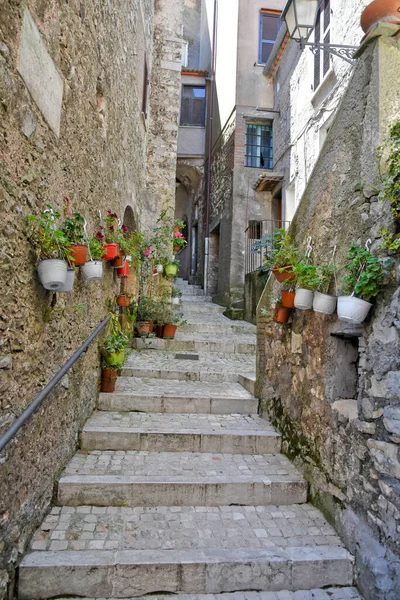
[20,504,354,599]
[132,337,256,355]
[80,412,281,454]
[98,379,258,414]
[182,296,214,303]
[179,288,204,296]
[182,302,225,312]
[57,451,307,507]
[180,322,256,335]
[121,350,256,383]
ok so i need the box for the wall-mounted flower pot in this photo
[281,290,295,308]
[313,292,337,315]
[271,266,295,283]
[116,260,129,278]
[173,245,181,252]
[294,288,314,310]
[156,264,163,273]
[103,243,119,261]
[361,0,400,34]
[136,321,153,337]
[81,260,103,281]
[337,296,372,324]
[37,259,68,290]
[104,350,125,366]
[101,367,118,393]
[58,269,75,292]
[165,263,178,277]
[163,324,178,339]
[111,253,124,268]
[171,297,180,305]
[116,294,130,307]
[154,324,164,338]
[274,304,292,324]
[68,244,87,267]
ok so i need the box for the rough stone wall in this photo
[0,1,154,596]
[256,28,400,600]
[209,112,236,223]
[145,0,185,230]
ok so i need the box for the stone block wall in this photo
[0,1,154,596]
[256,27,400,600]
[210,112,236,222]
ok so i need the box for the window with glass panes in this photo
[314,0,331,90]
[245,123,273,169]
[258,11,280,65]
[180,86,206,126]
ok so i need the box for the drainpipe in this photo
[204,0,218,296]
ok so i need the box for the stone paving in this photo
[113,378,255,400]
[54,591,363,600]
[31,504,343,553]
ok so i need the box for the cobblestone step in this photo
[180,322,256,335]
[182,296,214,303]
[57,451,307,507]
[132,337,256,355]
[80,412,281,454]
[98,379,258,414]
[20,504,353,599]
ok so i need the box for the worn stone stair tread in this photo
[50,589,364,600]
[132,337,256,355]
[57,451,307,506]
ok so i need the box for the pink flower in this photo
[144,247,151,257]
[174,231,184,239]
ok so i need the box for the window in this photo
[258,11,280,64]
[180,86,206,127]
[314,0,331,90]
[245,123,273,169]
[142,55,149,120]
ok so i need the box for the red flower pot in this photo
[116,260,129,278]
[271,266,296,283]
[361,0,400,34]
[103,243,118,261]
[136,321,153,337]
[68,244,87,267]
[101,367,118,393]
[111,253,124,268]
[173,245,181,252]
[116,295,130,307]
[274,304,292,324]
[281,290,295,308]
[163,324,177,339]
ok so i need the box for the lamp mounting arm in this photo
[299,40,358,64]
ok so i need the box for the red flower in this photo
[96,231,104,240]
[144,247,151,257]
[122,224,128,232]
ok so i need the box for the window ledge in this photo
[179,125,206,129]
[311,68,337,108]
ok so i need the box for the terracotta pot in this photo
[163,324,178,339]
[101,367,118,393]
[271,266,296,283]
[173,245,181,252]
[103,243,118,261]
[361,0,400,34]
[116,294,130,307]
[154,324,164,338]
[281,290,295,308]
[111,253,124,268]
[274,304,292,324]
[136,321,153,336]
[68,244,87,267]
[116,260,129,278]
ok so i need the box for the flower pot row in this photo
[135,321,178,339]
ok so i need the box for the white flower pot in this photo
[81,260,103,281]
[294,288,314,310]
[313,292,337,315]
[337,296,372,324]
[58,269,75,292]
[171,297,180,305]
[156,264,164,274]
[37,259,68,291]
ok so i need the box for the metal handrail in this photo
[0,314,111,453]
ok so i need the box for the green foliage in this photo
[171,286,182,298]
[27,205,70,262]
[378,121,400,253]
[102,313,129,355]
[291,261,318,290]
[315,263,335,293]
[88,236,105,261]
[62,212,86,245]
[341,245,383,301]
[136,296,157,322]
[264,229,298,269]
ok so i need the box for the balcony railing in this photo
[245,219,291,275]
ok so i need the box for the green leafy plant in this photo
[62,212,86,245]
[88,235,105,261]
[378,122,400,253]
[264,229,298,269]
[315,263,335,293]
[27,205,70,262]
[341,245,384,302]
[171,286,182,299]
[102,313,129,356]
[291,261,318,290]
[136,296,157,322]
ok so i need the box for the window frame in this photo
[313,0,331,91]
[180,84,206,128]
[258,10,281,65]
[245,122,273,170]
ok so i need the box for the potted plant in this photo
[338,245,384,324]
[173,226,187,252]
[27,205,70,290]
[62,211,87,266]
[102,313,129,367]
[164,258,180,278]
[313,263,337,314]
[163,308,186,339]
[152,299,169,338]
[58,266,76,292]
[171,286,182,305]
[264,229,298,283]
[274,302,293,324]
[292,261,318,310]
[116,260,130,278]
[281,283,296,308]
[116,291,130,307]
[101,364,119,393]
[136,296,156,336]
[81,235,104,281]
[102,210,120,260]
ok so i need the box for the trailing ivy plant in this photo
[341,245,383,302]
[378,121,400,253]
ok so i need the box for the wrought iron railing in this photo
[245,219,291,275]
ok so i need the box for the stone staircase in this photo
[18,287,362,600]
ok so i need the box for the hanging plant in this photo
[62,211,87,266]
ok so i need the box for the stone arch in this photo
[122,205,137,233]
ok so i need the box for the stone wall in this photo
[256,26,400,600]
[0,1,154,596]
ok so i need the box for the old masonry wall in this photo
[256,26,400,600]
[0,1,154,596]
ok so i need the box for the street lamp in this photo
[281,0,358,64]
